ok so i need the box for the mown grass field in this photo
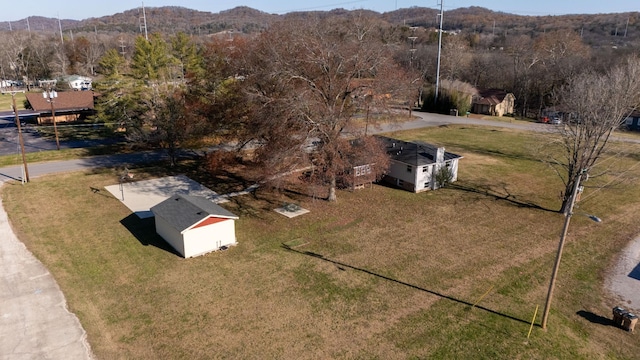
[3,125,640,359]
[0,91,27,111]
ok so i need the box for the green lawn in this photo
[0,91,27,111]
[3,125,640,359]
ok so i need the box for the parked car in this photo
[549,116,562,125]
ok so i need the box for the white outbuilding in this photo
[150,194,239,258]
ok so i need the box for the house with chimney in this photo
[376,136,462,192]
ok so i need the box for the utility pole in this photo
[434,0,444,105]
[9,91,29,183]
[541,171,584,329]
[58,15,64,44]
[119,36,127,56]
[41,81,61,150]
[624,17,629,38]
[140,2,149,41]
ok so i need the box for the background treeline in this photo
[2,6,638,47]
[1,5,639,120]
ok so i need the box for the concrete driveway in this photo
[0,188,93,359]
[606,236,640,313]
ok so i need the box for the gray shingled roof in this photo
[150,194,238,233]
[376,135,462,167]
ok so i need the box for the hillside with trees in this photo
[2,6,639,46]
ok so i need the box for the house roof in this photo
[376,136,462,167]
[150,194,238,233]
[627,109,640,118]
[473,89,512,106]
[64,75,92,82]
[25,91,97,113]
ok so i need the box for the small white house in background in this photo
[65,75,92,91]
[150,194,239,258]
[376,135,463,192]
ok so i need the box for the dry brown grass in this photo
[3,126,640,359]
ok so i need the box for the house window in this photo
[424,182,429,188]
[398,179,404,186]
[422,166,428,172]
[354,164,372,177]
[406,165,412,173]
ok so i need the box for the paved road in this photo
[382,111,640,144]
[0,117,123,156]
[0,151,170,183]
[373,110,547,133]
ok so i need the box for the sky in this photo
[0,0,637,22]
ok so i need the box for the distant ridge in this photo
[1,6,638,47]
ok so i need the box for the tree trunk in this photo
[327,175,337,202]
[559,179,575,214]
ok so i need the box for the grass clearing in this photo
[0,91,27,111]
[3,125,640,359]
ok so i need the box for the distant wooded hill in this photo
[3,6,639,48]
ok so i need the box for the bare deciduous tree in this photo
[240,15,411,201]
[546,56,640,213]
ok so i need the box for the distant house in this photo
[472,89,515,117]
[65,75,92,91]
[150,194,239,258]
[376,136,462,192]
[25,91,98,124]
[624,110,640,131]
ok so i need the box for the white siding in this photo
[182,219,237,258]
[415,164,434,192]
[450,159,460,182]
[388,160,417,188]
[154,215,186,257]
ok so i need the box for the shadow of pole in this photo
[282,244,530,326]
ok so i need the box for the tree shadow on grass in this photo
[576,310,615,327]
[120,213,181,257]
[450,182,557,213]
[282,244,531,326]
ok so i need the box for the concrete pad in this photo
[274,203,310,218]
[104,175,226,218]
